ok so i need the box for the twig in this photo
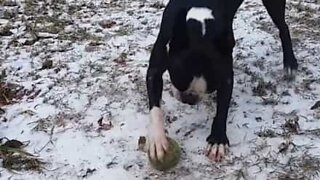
[0,137,10,142]
[36,126,55,153]
[27,119,41,125]
[1,93,10,103]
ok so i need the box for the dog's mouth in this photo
[170,85,201,105]
[180,92,199,105]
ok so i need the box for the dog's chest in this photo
[186,76,207,95]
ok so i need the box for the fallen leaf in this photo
[278,142,289,153]
[98,20,116,28]
[82,168,96,178]
[311,101,320,110]
[3,139,24,148]
[97,117,103,126]
[138,136,146,151]
[0,26,13,36]
[97,118,113,132]
[40,60,53,70]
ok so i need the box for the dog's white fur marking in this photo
[186,76,207,96]
[166,40,171,53]
[148,107,168,160]
[186,7,214,35]
[171,76,207,102]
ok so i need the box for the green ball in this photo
[148,137,181,171]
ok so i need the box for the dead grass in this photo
[0,139,45,172]
[252,80,277,96]
[275,152,320,179]
[282,112,300,134]
[0,82,24,107]
[2,155,44,172]
[255,0,320,42]
[0,25,13,36]
[256,128,278,138]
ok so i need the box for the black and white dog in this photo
[146,0,298,162]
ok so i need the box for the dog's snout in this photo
[180,93,199,105]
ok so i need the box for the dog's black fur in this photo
[146,0,297,161]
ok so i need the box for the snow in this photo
[0,0,320,179]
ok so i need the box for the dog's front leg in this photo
[146,43,169,161]
[206,71,233,162]
[146,0,181,161]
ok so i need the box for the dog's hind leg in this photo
[262,0,298,79]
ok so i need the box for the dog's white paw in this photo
[205,143,229,162]
[147,107,169,161]
[148,130,169,161]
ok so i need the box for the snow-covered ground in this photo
[0,0,320,179]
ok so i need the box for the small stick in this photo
[36,126,55,153]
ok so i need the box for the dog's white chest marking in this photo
[187,76,207,95]
[186,7,214,35]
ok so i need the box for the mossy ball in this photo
[148,137,181,171]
